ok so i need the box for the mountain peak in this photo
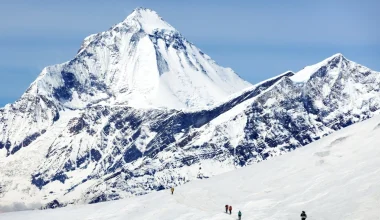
[330,52,343,58]
[325,53,347,62]
[123,7,175,34]
[290,53,349,83]
[33,7,250,110]
[129,7,159,18]
[133,7,154,13]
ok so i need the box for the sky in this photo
[0,0,379,107]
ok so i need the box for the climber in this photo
[225,204,228,213]
[238,210,242,220]
[171,187,174,195]
[301,211,307,220]
[229,205,232,214]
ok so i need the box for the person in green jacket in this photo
[238,210,242,220]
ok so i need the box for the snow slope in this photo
[2,114,379,220]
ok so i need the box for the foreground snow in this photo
[2,115,380,220]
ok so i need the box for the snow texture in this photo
[0,7,380,212]
[1,114,380,219]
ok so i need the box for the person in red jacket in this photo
[229,205,232,214]
[225,205,228,213]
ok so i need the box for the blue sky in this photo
[0,0,379,107]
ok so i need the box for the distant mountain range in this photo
[0,7,379,210]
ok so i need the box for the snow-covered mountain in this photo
[0,7,250,158]
[2,114,380,219]
[1,8,380,211]
[35,7,251,110]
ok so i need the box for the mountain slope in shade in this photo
[1,114,379,219]
[186,53,380,163]
[0,71,288,207]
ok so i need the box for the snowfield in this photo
[2,115,380,220]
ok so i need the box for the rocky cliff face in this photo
[0,8,379,210]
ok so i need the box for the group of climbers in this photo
[225,204,242,219]
[223,204,307,219]
[171,188,307,219]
